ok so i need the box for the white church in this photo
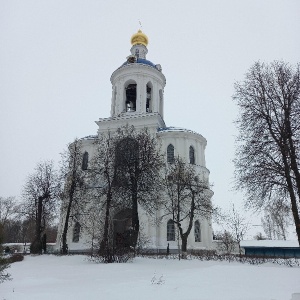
[56,30,213,253]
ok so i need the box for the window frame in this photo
[82,151,89,170]
[73,222,81,243]
[189,145,195,165]
[194,220,201,242]
[167,144,175,164]
[167,219,175,241]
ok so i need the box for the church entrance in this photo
[113,209,134,249]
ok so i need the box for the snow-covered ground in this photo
[1,255,300,300]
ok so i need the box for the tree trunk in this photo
[267,116,300,245]
[179,194,195,259]
[131,192,139,248]
[61,182,75,254]
[181,235,188,259]
[30,197,43,254]
[129,171,139,248]
[282,154,300,245]
[61,200,71,254]
[286,118,300,202]
[99,188,112,262]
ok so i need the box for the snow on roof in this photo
[158,126,198,135]
[81,135,97,140]
[241,240,299,248]
[3,243,56,246]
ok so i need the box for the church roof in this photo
[157,126,206,144]
[131,30,148,47]
[241,240,299,248]
[158,126,198,134]
[81,135,97,140]
[121,58,156,68]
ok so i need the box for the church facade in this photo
[55,30,213,253]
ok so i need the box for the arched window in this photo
[73,222,81,242]
[167,144,174,164]
[189,146,195,164]
[167,219,175,241]
[82,151,89,170]
[125,84,137,112]
[146,83,152,112]
[194,220,201,242]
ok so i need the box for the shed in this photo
[241,240,300,258]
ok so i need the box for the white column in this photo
[136,75,142,113]
[117,81,124,115]
[110,87,115,117]
[140,76,147,113]
[152,81,158,113]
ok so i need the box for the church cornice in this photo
[96,112,166,127]
[110,63,166,86]
[157,127,207,145]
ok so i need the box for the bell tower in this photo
[110,30,166,119]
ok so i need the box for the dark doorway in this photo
[113,209,134,249]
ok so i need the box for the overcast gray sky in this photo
[1,0,299,237]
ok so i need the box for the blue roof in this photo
[122,58,156,68]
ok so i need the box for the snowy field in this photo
[1,255,300,300]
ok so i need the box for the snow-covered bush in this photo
[0,228,11,283]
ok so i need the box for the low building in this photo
[241,240,300,258]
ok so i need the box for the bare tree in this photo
[0,224,11,283]
[59,138,87,254]
[135,222,151,255]
[81,200,104,256]
[87,126,163,259]
[261,199,291,240]
[0,197,19,227]
[0,197,39,248]
[88,132,122,260]
[163,157,213,258]
[233,61,300,245]
[22,161,60,254]
[222,205,249,254]
[113,126,164,248]
[0,196,21,243]
[214,230,236,254]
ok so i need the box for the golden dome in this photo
[131,30,148,47]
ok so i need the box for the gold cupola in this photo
[131,30,148,47]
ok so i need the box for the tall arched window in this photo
[194,220,201,242]
[167,144,174,164]
[146,83,152,112]
[82,151,89,170]
[125,83,137,112]
[189,146,195,164]
[73,222,81,242]
[167,219,175,241]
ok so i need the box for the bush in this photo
[90,247,134,264]
[0,255,11,283]
[134,249,300,267]
[9,253,24,263]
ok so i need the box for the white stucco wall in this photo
[55,34,213,253]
